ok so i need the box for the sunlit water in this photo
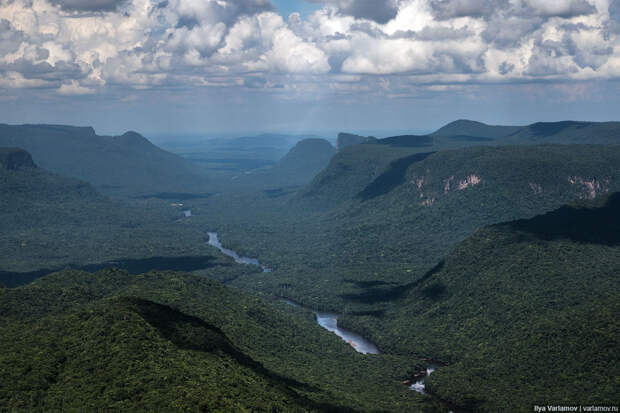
[207,232,271,272]
[283,299,380,355]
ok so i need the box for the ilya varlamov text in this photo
[534,406,619,412]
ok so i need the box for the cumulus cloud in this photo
[431,0,502,19]
[0,0,617,98]
[307,0,399,24]
[50,0,127,12]
[57,80,95,94]
[524,0,595,18]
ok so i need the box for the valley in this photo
[1,119,619,412]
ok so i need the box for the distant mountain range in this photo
[0,124,209,196]
[337,119,620,148]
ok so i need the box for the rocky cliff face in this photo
[0,148,37,170]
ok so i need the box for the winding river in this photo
[283,299,380,355]
[206,231,441,394]
[207,232,271,272]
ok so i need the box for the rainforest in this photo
[1,0,620,412]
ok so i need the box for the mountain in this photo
[0,147,37,170]
[268,138,337,186]
[376,134,434,148]
[217,144,620,312]
[336,132,376,149]
[0,124,209,195]
[0,147,100,204]
[369,193,620,412]
[506,120,620,144]
[298,143,426,206]
[227,138,337,192]
[0,148,208,281]
[432,119,620,145]
[431,119,521,139]
[0,269,433,412]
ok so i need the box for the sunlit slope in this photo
[0,269,436,412]
[371,193,620,412]
[0,124,209,195]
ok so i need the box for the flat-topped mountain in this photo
[337,132,376,149]
[0,124,209,195]
[376,134,433,147]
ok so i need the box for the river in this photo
[283,299,380,355]
[207,232,271,272]
[206,232,442,395]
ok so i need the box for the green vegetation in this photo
[0,269,438,412]
[198,144,620,313]
[371,193,620,411]
[3,120,620,412]
[230,138,337,190]
[0,147,210,281]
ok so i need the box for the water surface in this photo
[284,299,380,355]
[207,232,271,272]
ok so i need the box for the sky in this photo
[1,0,619,136]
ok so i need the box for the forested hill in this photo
[0,147,100,203]
[0,269,435,412]
[364,192,620,412]
[0,124,209,195]
[301,144,620,211]
[230,138,337,190]
[225,144,620,314]
[0,147,208,278]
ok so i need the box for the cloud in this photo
[524,0,596,18]
[57,79,95,94]
[50,0,127,12]
[0,19,24,56]
[431,0,501,19]
[0,0,617,100]
[307,0,399,24]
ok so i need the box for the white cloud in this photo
[0,0,617,99]
[57,79,95,94]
